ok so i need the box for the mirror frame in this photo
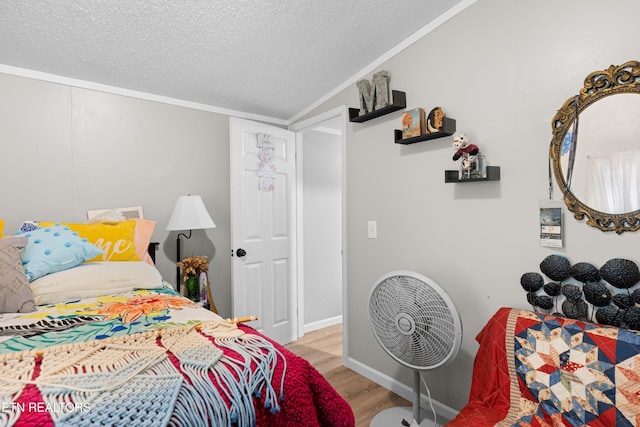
[550,60,640,234]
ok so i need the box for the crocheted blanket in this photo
[0,291,354,426]
[447,308,640,427]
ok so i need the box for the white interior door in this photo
[229,117,297,345]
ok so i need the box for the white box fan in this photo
[368,271,462,427]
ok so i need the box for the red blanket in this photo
[249,325,355,426]
[11,324,354,427]
[446,307,513,426]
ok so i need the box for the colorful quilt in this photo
[0,288,210,354]
[0,289,354,426]
[446,308,640,427]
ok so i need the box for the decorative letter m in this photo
[356,70,390,115]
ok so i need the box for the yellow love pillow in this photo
[38,220,140,262]
[0,219,4,237]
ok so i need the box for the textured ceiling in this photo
[0,0,466,122]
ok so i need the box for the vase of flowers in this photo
[177,255,209,302]
[184,275,200,301]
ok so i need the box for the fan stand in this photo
[370,371,440,427]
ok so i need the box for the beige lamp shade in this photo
[166,195,216,231]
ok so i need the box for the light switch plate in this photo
[368,221,377,239]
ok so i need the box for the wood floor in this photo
[285,323,410,426]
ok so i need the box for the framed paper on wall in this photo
[539,200,563,247]
[87,206,144,221]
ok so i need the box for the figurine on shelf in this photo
[452,133,486,179]
[426,107,445,133]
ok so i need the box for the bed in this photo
[0,219,354,426]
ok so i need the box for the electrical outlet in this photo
[368,221,377,239]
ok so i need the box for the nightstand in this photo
[205,276,218,314]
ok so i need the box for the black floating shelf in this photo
[444,166,501,183]
[394,117,456,144]
[349,90,406,123]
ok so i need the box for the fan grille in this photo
[369,273,461,370]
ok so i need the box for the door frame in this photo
[288,105,348,363]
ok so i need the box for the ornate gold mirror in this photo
[550,61,640,233]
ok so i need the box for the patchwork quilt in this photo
[446,307,640,427]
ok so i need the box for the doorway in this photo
[289,106,347,358]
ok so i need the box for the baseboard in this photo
[345,357,459,423]
[304,315,343,334]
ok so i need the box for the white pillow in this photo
[29,261,164,305]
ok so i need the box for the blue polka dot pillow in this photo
[18,224,104,282]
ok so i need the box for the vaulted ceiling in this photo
[0,1,468,122]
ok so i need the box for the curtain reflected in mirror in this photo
[586,150,640,214]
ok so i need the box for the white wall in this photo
[302,128,342,330]
[0,74,233,317]
[296,0,640,414]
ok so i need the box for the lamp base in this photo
[175,230,192,293]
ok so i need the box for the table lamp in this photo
[166,194,215,291]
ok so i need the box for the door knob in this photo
[236,248,247,257]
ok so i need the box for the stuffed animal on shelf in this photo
[452,133,481,176]
[452,133,480,162]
